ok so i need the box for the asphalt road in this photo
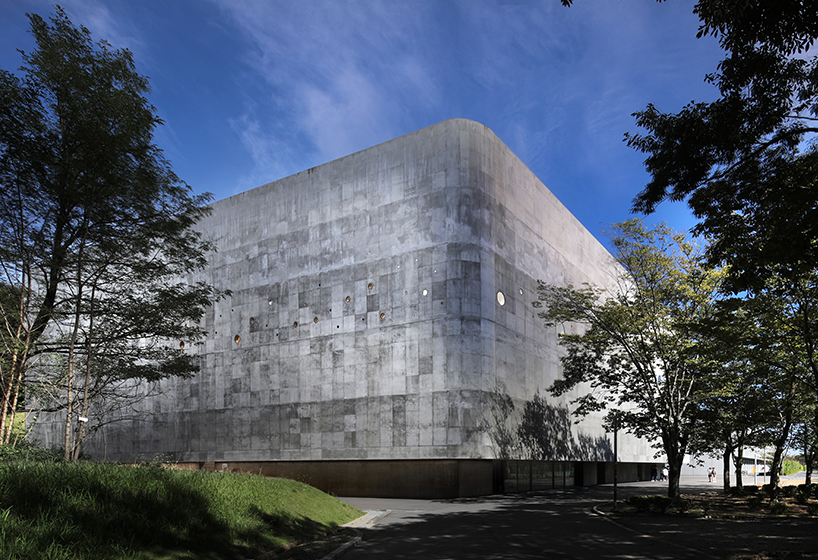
[338,475,814,560]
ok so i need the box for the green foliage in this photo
[625,495,691,514]
[626,1,818,292]
[0,460,362,560]
[797,483,818,498]
[748,495,765,510]
[536,220,722,497]
[0,441,64,463]
[795,485,811,505]
[781,485,798,498]
[781,459,804,476]
[769,500,789,515]
[0,7,226,454]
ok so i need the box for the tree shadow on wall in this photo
[516,392,613,461]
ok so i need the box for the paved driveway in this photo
[340,479,717,560]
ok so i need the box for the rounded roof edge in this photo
[414,117,501,142]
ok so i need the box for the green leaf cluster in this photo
[0,8,226,453]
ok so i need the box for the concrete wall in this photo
[35,119,657,494]
[174,459,495,499]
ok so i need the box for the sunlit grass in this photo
[0,457,363,560]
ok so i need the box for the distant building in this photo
[35,119,658,497]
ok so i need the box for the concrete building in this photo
[45,119,658,497]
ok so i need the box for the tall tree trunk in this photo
[64,228,88,461]
[0,351,21,444]
[723,446,732,492]
[807,407,818,486]
[732,444,745,490]
[72,293,95,462]
[5,360,26,446]
[770,416,794,491]
[663,430,687,498]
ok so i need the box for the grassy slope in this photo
[0,460,363,560]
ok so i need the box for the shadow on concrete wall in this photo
[480,387,612,462]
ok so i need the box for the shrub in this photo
[0,442,64,463]
[626,495,675,513]
[748,496,764,511]
[795,485,813,505]
[769,501,788,515]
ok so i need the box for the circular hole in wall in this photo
[497,291,506,306]
[234,335,241,343]
[380,312,386,319]
[268,300,273,306]
[519,288,524,295]
[422,289,428,296]
[313,317,318,323]
[250,317,255,324]
[179,341,185,349]
[368,283,373,290]
[346,296,351,302]
[293,321,298,327]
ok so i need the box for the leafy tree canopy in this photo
[0,7,223,451]
[536,220,722,497]
[617,0,818,291]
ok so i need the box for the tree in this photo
[0,8,223,457]
[615,0,818,492]
[535,220,722,498]
[623,0,818,300]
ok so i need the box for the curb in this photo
[590,504,718,560]
[319,510,391,560]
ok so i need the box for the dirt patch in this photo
[600,484,818,559]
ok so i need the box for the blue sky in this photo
[0,0,726,245]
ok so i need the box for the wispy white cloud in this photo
[208,0,442,181]
[58,0,148,59]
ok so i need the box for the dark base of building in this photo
[170,459,657,499]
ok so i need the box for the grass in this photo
[0,454,363,560]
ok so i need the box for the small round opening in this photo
[368,283,373,290]
[293,321,298,327]
[234,335,241,343]
[313,317,318,323]
[345,296,351,302]
[422,289,428,296]
[179,341,185,349]
[250,317,255,324]
[497,291,506,306]
[380,312,386,319]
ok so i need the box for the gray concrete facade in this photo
[44,119,657,494]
